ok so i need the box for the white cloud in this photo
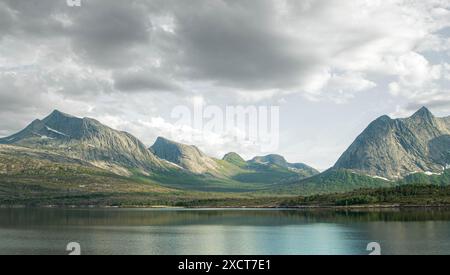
[386,51,450,109]
[303,70,376,103]
[99,115,266,160]
[388,52,442,94]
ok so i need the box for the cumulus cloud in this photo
[303,71,377,103]
[388,52,450,111]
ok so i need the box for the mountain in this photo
[0,110,172,176]
[334,107,450,180]
[0,110,320,192]
[223,152,247,167]
[220,153,319,184]
[249,154,319,178]
[150,137,222,174]
[149,136,320,185]
[3,107,450,206]
[0,143,180,206]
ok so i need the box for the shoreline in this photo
[2,204,450,210]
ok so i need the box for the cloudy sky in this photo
[0,0,450,170]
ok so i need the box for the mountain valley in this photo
[1,107,449,207]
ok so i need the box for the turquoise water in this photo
[0,208,449,255]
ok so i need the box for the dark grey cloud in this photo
[1,0,449,96]
[165,0,318,90]
[4,0,63,17]
[67,0,153,68]
[2,0,67,38]
[113,70,181,93]
[0,0,338,92]
[2,0,153,67]
[0,2,13,38]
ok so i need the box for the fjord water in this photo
[1,208,450,255]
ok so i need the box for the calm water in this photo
[0,208,450,255]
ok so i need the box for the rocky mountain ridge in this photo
[1,110,318,183]
[334,107,450,180]
[0,110,172,176]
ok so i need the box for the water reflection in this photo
[0,208,450,255]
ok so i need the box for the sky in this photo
[0,0,450,170]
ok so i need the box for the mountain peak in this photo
[334,105,447,179]
[223,152,247,167]
[251,154,288,167]
[223,152,244,160]
[151,136,219,174]
[155,136,177,145]
[377,115,392,121]
[249,154,319,177]
[46,109,77,119]
[411,106,434,120]
[1,110,168,175]
[152,136,192,150]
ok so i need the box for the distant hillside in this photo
[149,136,319,183]
[249,154,319,178]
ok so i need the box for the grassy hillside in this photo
[139,184,450,208]
[2,144,450,207]
[276,170,450,207]
[142,158,312,192]
[231,164,301,186]
[271,169,394,195]
[222,152,247,167]
[0,145,287,206]
[400,170,450,186]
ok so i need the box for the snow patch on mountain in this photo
[369,175,392,181]
[45,126,70,137]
